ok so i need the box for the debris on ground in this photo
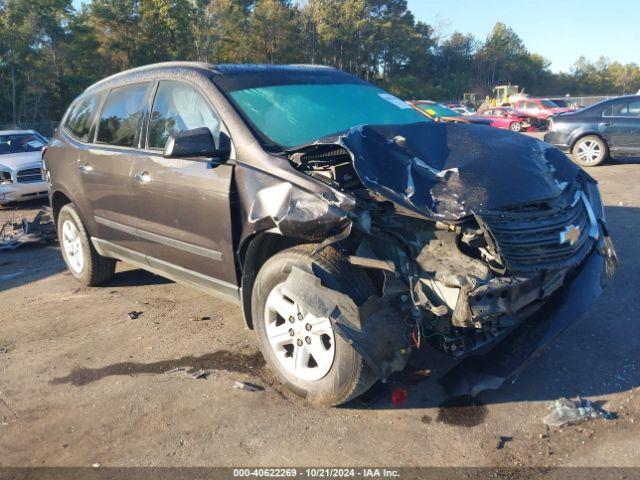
[189,315,212,322]
[127,311,143,320]
[163,367,185,375]
[233,381,264,392]
[0,209,56,249]
[91,463,101,468]
[543,397,616,427]
[496,435,513,449]
[191,369,211,379]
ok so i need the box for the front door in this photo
[129,80,237,289]
[602,100,640,156]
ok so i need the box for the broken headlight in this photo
[0,170,13,185]
[582,178,605,221]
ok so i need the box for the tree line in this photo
[1,0,639,126]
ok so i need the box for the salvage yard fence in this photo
[552,95,621,107]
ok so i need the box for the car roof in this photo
[609,94,640,102]
[84,62,345,94]
[585,95,640,111]
[0,129,38,136]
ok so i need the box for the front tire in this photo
[252,245,377,406]
[509,121,522,132]
[57,204,116,286]
[572,135,608,167]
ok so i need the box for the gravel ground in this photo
[0,157,639,468]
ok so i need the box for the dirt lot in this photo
[1,158,639,468]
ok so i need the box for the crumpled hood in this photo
[339,122,581,221]
[0,151,42,172]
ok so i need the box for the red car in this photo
[512,98,573,120]
[479,107,541,132]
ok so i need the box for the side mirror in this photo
[163,128,231,162]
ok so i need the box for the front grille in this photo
[17,168,43,183]
[480,190,594,272]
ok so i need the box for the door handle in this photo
[78,162,93,172]
[599,121,613,127]
[133,171,152,184]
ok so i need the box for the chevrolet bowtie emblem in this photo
[560,225,581,246]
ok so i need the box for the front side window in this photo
[229,83,427,148]
[148,81,221,150]
[97,83,148,147]
[65,94,100,142]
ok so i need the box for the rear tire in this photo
[572,135,608,167]
[252,245,377,406]
[57,204,116,286]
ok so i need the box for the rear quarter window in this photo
[96,83,149,147]
[64,94,101,142]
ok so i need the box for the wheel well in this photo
[51,191,72,224]
[570,133,609,154]
[239,233,307,329]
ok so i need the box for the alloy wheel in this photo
[61,219,84,273]
[263,283,336,382]
[576,140,603,164]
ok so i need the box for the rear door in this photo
[78,82,152,252]
[602,100,640,156]
[129,79,237,288]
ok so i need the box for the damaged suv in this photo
[45,63,617,405]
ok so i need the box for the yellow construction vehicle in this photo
[488,85,527,107]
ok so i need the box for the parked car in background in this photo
[480,107,544,132]
[513,98,572,120]
[544,95,640,167]
[410,101,492,125]
[452,106,475,116]
[0,130,48,206]
[550,98,578,110]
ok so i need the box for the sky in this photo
[406,0,639,72]
[71,0,638,73]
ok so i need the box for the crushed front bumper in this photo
[437,234,617,396]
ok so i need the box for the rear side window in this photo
[97,83,149,147]
[147,81,221,150]
[65,95,100,142]
[609,103,629,116]
[607,100,640,117]
[628,101,640,117]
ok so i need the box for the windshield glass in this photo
[229,84,428,148]
[415,103,461,118]
[0,133,47,155]
[541,100,558,108]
